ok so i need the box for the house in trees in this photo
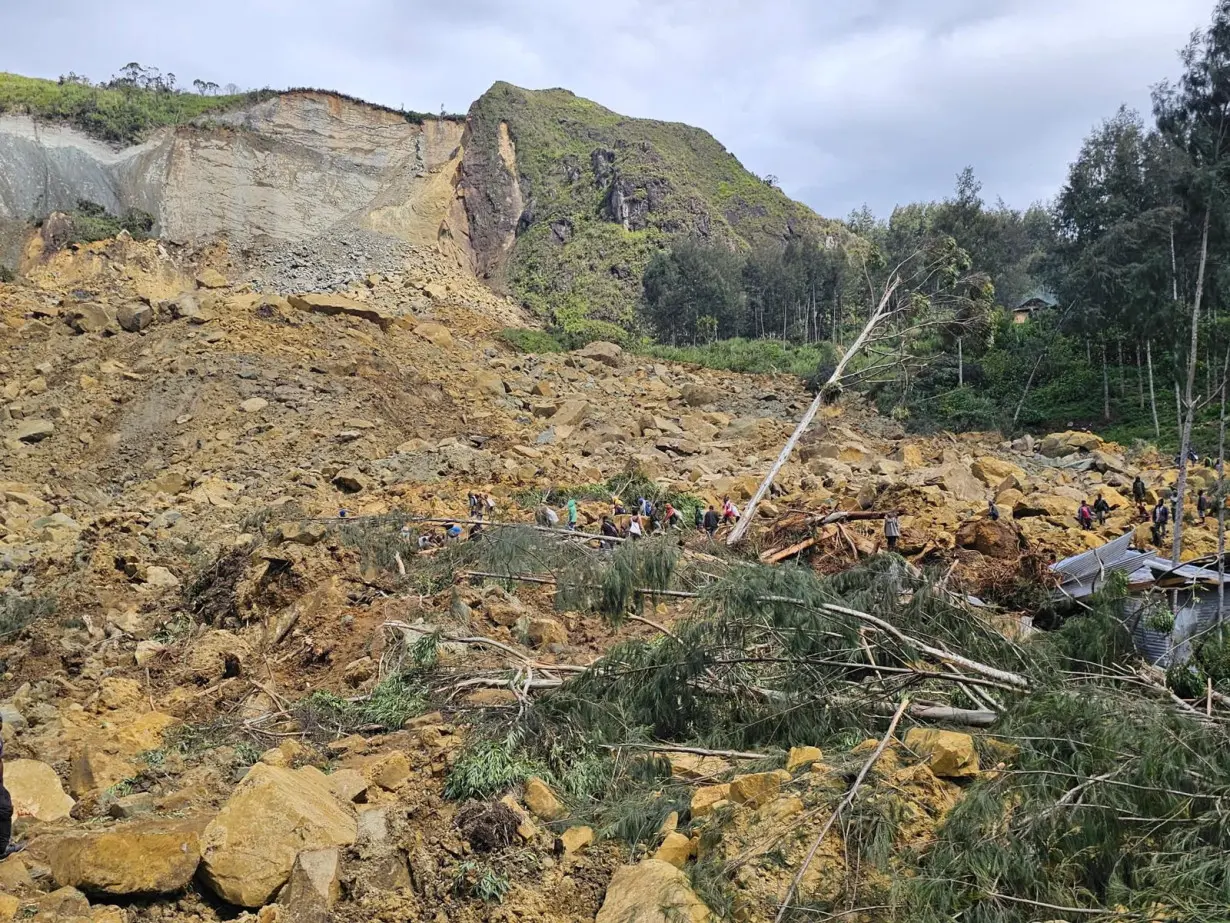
[1012,290,1057,324]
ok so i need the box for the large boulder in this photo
[904,728,980,778]
[38,817,206,896]
[288,293,394,331]
[575,341,623,367]
[199,764,356,907]
[680,383,719,407]
[5,760,75,821]
[596,859,711,923]
[955,519,1022,559]
[1013,493,1076,522]
[64,303,112,334]
[1040,430,1104,458]
[970,457,1026,488]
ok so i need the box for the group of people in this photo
[1076,494,1114,530]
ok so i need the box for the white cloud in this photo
[0,0,1217,215]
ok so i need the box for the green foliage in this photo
[467,82,839,327]
[0,71,273,145]
[497,327,564,353]
[292,671,427,740]
[639,337,835,377]
[0,592,56,639]
[555,536,681,623]
[451,860,511,903]
[62,199,154,244]
[445,738,544,801]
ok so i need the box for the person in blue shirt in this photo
[445,523,463,541]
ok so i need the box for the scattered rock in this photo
[276,847,340,923]
[785,746,823,773]
[14,420,54,443]
[116,303,154,332]
[39,817,206,896]
[64,303,112,334]
[199,764,357,907]
[575,341,623,367]
[653,832,695,868]
[143,565,180,588]
[559,825,594,855]
[690,784,730,818]
[414,322,454,347]
[904,728,980,778]
[239,397,269,413]
[595,859,711,923]
[196,268,229,289]
[970,456,1026,487]
[729,771,785,808]
[332,468,366,493]
[288,293,394,330]
[6,759,75,821]
[276,522,328,546]
[551,400,590,427]
[680,383,719,407]
[523,777,564,821]
[955,519,1022,559]
[527,616,568,648]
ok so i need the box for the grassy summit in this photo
[465,82,837,335]
[0,72,272,146]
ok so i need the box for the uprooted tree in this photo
[728,237,994,544]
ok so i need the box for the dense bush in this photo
[64,199,154,244]
[497,328,564,353]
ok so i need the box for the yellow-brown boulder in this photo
[39,817,206,896]
[904,728,980,778]
[199,764,356,907]
[596,859,710,923]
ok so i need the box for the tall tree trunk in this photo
[1102,342,1110,422]
[1137,344,1145,409]
[958,338,964,387]
[1218,353,1227,627]
[1172,207,1213,564]
[1147,340,1161,439]
[1118,340,1126,399]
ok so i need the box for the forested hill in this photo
[458,81,842,343]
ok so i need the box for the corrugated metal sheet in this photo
[1051,532,1135,584]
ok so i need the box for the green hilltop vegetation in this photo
[464,82,843,341]
[0,70,273,146]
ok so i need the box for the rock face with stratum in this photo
[199,763,356,907]
[595,859,711,923]
[38,817,206,896]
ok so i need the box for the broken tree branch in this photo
[774,697,910,923]
[729,274,902,544]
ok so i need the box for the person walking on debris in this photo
[599,515,620,549]
[1093,493,1111,526]
[468,492,480,518]
[884,512,901,551]
[721,496,739,524]
[1198,489,1209,523]
[612,496,627,516]
[1136,500,1150,523]
[0,713,17,856]
[566,498,578,531]
[1077,501,1094,530]
[638,496,654,519]
[1133,475,1147,504]
[627,516,643,540]
[1152,498,1170,545]
[663,502,682,529]
[987,499,1000,521]
[444,522,463,542]
[703,504,720,538]
[694,505,704,531]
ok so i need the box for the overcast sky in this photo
[1,0,1215,218]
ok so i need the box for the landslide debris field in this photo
[1,85,1229,923]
